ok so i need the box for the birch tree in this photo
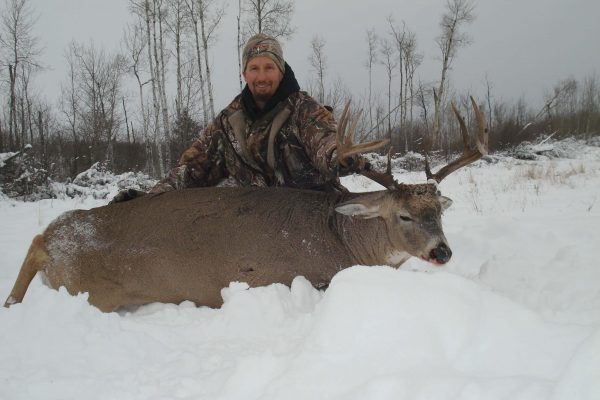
[166,0,186,121]
[123,21,154,173]
[388,17,406,129]
[0,0,41,151]
[365,29,378,129]
[68,41,127,168]
[153,0,172,167]
[309,35,326,104]
[184,0,208,126]
[433,0,475,148]
[402,30,422,129]
[242,0,295,40]
[187,0,225,120]
[379,38,397,144]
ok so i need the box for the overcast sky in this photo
[26,0,600,111]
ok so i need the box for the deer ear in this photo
[335,203,381,219]
[438,196,453,211]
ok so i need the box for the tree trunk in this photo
[199,0,216,119]
[8,65,16,150]
[192,18,208,127]
[157,3,172,168]
[144,0,164,176]
[237,0,243,91]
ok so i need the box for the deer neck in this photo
[332,211,400,267]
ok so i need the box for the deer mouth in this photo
[421,256,448,266]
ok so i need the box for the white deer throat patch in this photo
[385,251,410,266]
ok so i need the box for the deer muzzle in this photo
[428,243,452,265]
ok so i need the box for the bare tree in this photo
[185,0,225,120]
[433,0,475,148]
[153,0,172,167]
[416,81,431,134]
[388,17,406,128]
[242,0,295,40]
[365,29,378,129]
[580,73,599,134]
[129,0,165,174]
[237,0,243,90]
[0,0,42,151]
[402,29,422,129]
[184,0,208,127]
[379,37,397,145]
[484,73,494,132]
[123,21,155,173]
[309,35,326,104]
[59,44,82,176]
[65,40,127,169]
[389,17,422,149]
[165,0,186,121]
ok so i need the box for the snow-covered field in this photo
[1,143,599,400]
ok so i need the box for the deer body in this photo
[4,185,451,312]
[4,96,487,312]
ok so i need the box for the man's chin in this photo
[252,92,274,103]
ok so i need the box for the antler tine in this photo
[451,101,470,151]
[336,100,390,160]
[334,100,395,188]
[471,96,489,156]
[427,96,489,183]
[361,147,399,190]
[336,100,351,148]
[347,108,363,147]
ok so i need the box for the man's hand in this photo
[109,189,147,204]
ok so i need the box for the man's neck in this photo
[254,99,267,110]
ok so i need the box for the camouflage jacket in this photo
[151,91,348,193]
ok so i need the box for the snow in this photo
[1,143,600,399]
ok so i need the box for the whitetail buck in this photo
[4,97,488,312]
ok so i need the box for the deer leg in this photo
[4,234,51,308]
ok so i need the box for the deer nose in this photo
[430,243,452,264]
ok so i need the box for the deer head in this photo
[334,97,488,265]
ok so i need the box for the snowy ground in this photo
[1,144,599,400]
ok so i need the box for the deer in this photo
[4,97,488,312]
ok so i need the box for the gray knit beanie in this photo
[242,33,285,73]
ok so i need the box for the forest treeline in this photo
[0,0,598,193]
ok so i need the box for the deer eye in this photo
[398,215,413,222]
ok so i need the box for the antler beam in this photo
[336,101,397,189]
[425,96,489,183]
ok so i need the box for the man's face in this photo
[243,56,284,104]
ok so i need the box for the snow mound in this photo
[1,267,596,400]
[511,137,588,160]
[50,162,157,200]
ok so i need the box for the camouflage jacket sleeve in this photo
[294,95,339,181]
[294,94,369,180]
[149,118,228,194]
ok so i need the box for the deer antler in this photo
[337,101,390,161]
[425,96,489,183]
[336,101,396,189]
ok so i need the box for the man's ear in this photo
[335,203,381,219]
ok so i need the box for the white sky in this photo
[26,0,600,111]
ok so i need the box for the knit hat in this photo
[242,33,285,73]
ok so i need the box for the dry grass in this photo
[518,162,592,186]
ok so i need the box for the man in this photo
[114,33,368,202]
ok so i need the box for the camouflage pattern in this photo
[150,91,350,194]
[242,33,285,73]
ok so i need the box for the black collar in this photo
[241,62,300,122]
